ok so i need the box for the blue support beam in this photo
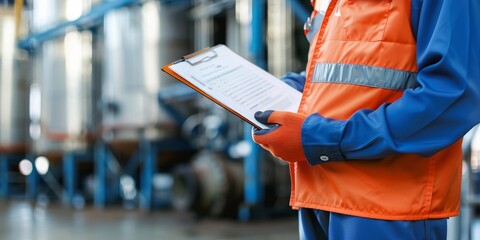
[26,154,39,199]
[239,0,267,221]
[63,151,94,205]
[250,0,266,69]
[0,155,8,198]
[139,139,192,211]
[17,0,142,51]
[286,0,310,23]
[239,124,266,221]
[93,138,192,210]
[94,142,108,208]
[139,139,155,211]
[1,154,38,199]
[63,152,76,204]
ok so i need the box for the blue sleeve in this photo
[280,71,306,92]
[302,0,480,164]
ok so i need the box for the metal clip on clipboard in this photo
[183,47,218,65]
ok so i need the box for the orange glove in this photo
[252,110,308,163]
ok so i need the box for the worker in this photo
[252,0,480,239]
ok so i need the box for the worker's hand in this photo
[252,110,307,163]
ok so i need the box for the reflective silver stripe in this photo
[312,63,418,90]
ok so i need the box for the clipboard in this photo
[161,44,302,130]
[162,45,259,128]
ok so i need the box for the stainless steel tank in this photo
[267,0,295,78]
[29,0,98,155]
[101,0,191,143]
[0,6,29,154]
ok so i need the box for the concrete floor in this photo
[0,200,298,240]
[3,200,480,240]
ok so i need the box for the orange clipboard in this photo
[161,46,265,129]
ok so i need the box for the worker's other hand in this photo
[252,110,307,163]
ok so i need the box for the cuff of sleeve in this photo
[301,113,346,165]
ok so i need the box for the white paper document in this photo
[165,44,302,129]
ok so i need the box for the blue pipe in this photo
[18,0,141,50]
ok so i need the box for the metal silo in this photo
[29,0,99,156]
[101,0,191,144]
[0,6,29,154]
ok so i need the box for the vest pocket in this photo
[343,0,392,41]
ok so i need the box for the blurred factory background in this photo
[0,0,479,239]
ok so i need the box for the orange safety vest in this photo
[292,0,462,220]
